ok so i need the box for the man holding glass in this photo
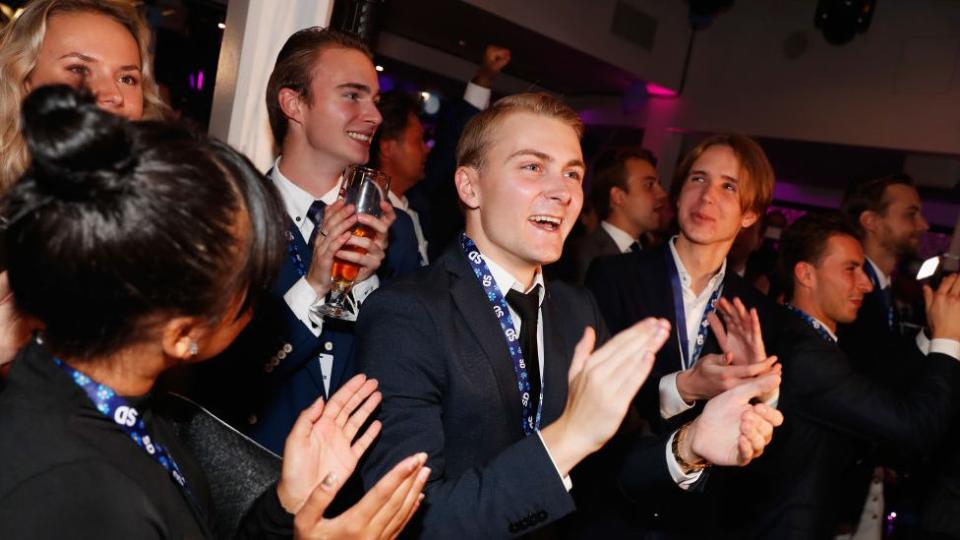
[196,27,415,455]
[357,92,785,538]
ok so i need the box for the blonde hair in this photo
[0,0,166,190]
[457,92,584,170]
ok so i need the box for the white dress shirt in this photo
[659,238,728,419]
[271,159,379,337]
[600,221,639,254]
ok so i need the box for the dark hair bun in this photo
[20,85,137,201]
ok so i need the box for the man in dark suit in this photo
[835,174,933,532]
[571,147,666,283]
[839,174,931,378]
[358,94,784,538]
[713,211,960,538]
[368,90,431,269]
[585,135,782,534]
[194,28,418,455]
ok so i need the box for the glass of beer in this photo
[311,166,390,321]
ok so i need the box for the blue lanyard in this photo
[54,358,205,521]
[287,226,309,278]
[459,233,542,437]
[665,247,723,370]
[784,304,836,343]
[862,262,895,330]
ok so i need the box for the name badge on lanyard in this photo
[459,233,543,437]
[665,248,723,371]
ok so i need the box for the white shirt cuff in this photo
[665,431,704,490]
[763,388,780,409]
[284,277,324,337]
[931,338,960,361]
[917,329,931,355]
[352,274,379,304]
[536,430,573,491]
[463,81,492,111]
[659,372,695,419]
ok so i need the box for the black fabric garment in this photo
[0,340,293,539]
[712,313,957,538]
[306,199,326,246]
[506,286,542,419]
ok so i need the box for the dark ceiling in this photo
[377,0,639,97]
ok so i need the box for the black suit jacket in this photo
[571,226,621,284]
[357,243,671,538]
[713,312,957,538]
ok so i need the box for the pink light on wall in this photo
[645,82,678,97]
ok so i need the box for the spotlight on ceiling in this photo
[814,0,876,45]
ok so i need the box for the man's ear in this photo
[609,186,626,209]
[380,138,398,162]
[794,261,817,291]
[740,209,759,229]
[454,166,481,210]
[278,88,304,129]
[860,211,879,236]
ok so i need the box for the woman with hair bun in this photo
[0,86,427,539]
[0,0,167,190]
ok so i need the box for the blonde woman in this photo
[0,0,166,189]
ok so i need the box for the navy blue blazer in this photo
[194,207,421,455]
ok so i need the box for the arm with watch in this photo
[620,371,783,498]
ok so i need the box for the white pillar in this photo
[209,0,335,172]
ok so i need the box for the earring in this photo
[188,341,199,358]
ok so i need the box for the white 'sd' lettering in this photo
[113,406,138,427]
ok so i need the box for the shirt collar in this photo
[600,221,638,254]
[813,314,839,342]
[387,190,409,211]
[270,157,342,223]
[865,256,892,289]
[481,253,546,307]
[667,236,727,294]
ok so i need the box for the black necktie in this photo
[306,200,326,247]
[506,286,542,418]
[629,241,642,254]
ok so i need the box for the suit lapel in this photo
[279,216,331,398]
[646,245,684,373]
[444,247,526,441]
[540,292,569,426]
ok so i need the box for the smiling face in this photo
[805,233,874,327]
[298,47,382,171]
[456,111,584,279]
[677,144,758,247]
[27,11,144,120]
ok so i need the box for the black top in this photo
[0,340,293,539]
